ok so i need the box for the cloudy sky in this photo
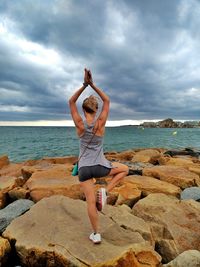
[0,0,200,126]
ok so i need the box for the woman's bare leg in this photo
[106,162,129,192]
[80,179,99,233]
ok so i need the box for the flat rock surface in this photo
[143,165,200,188]
[3,195,162,267]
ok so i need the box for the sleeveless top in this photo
[78,119,113,170]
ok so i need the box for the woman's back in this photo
[78,120,112,169]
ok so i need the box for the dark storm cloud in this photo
[0,0,200,123]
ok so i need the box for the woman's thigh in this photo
[109,162,129,176]
[80,179,96,203]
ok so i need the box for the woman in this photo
[69,69,129,244]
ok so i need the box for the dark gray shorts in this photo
[78,165,111,182]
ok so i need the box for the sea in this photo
[0,126,200,163]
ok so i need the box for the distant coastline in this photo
[140,118,200,128]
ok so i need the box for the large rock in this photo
[132,193,200,263]
[105,150,135,161]
[158,156,200,170]
[0,236,11,267]
[22,156,78,166]
[181,187,200,201]
[125,175,181,197]
[21,160,74,180]
[163,250,200,267]
[132,149,161,164]
[0,162,24,178]
[102,204,154,245]
[0,155,9,169]
[8,186,30,201]
[0,199,34,233]
[0,191,7,209]
[143,166,200,188]
[24,165,83,202]
[0,176,25,208]
[112,182,141,207]
[189,166,200,176]
[3,195,162,267]
[0,176,24,191]
[42,156,78,164]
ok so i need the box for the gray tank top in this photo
[78,120,112,170]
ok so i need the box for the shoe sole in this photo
[96,188,106,211]
[89,237,101,244]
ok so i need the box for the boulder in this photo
[132,149,161,164]
[0,191,7,209]
[0,176,26,208]
[21,161,74,180]
[188,166,200,176]
[0,162,24,178]
[0,236,11,267]
[24,165,84,202]
[132,193,200,263]
[0,199,34,233]
[164,149,200,158]
[112,182,141,207]
[23,156,78,166]
[102,204,154,245]
[0,176,24,191]
[105,150,135,161]
[143,166,200,188]
[0,155,9,169]
[8,187,30,201]
[159,155,200,166]
[125,175,181,197]
[3,195,161,267]
[163,249,200,267]
[42,156,78,164]
[181,187,200,201]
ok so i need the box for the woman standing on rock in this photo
[69,69,128,244]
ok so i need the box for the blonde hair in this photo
[82,95,98,114]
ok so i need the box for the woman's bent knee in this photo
[110,162,129,175]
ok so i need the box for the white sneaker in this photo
[89,233,101,244]
[96,188,107,211]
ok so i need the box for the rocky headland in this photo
[140,118,200,128]
[1,148,200,267]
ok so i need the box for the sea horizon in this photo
[0,118,198,128]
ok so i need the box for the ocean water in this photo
[0,126,200,163]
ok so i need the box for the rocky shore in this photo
[140,118,200,128]
[1,148,200,267]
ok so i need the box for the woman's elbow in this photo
[105,96,110,104]
[68,98,74,106]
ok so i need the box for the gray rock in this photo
[163,250,200,267]
[181,187,200,201]
[0,199,34,233]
